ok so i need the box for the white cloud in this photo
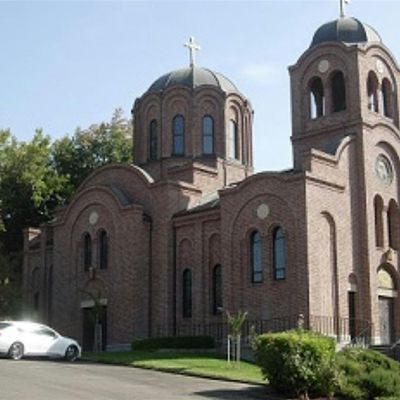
[240,63,281,85]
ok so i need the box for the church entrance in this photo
[379,297,394,344]
[377,267,397,345]
[82,306,107,351]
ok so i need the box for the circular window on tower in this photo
[375,154,393,186]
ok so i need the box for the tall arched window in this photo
[83,233,92,271]
[382,78,393,118]
[331,71,346,112]
[99,230,108,270]
[273,227,286,280]
[182,269,192,318]
[202,115,214,154]
[172,114,185,155]
[212,265,222,315]
[367,72,379,112]
[388,200,399,250]
[374,195,384,247]
[250,231,263,283]
[149,119,158,160]
[309,77,325,119]
[228,120,239,160]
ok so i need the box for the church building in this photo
[23,9,400,350]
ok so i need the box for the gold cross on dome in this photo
[340,0,350,18]
[184,37,201,68]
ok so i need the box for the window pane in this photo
[99,231,108,270]
[212,265,222,314]
[273,228,286,280]
[251,231,263,283]
[173,115,185,155]
[149,120,157,160]
[183,269,192,318]
[202,116,214,154]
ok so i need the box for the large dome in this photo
[147,66,239,94]
[311,17,381,48]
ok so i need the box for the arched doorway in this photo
[377,267,397,344]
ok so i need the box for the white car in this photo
[0,321,81,362]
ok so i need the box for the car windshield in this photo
[0,322,11,330]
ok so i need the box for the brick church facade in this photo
[23,13,400,350]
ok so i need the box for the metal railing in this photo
[155,314,373,345]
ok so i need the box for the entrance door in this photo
[348,291,356,340]
[82,306,107,351]
[379,297,394,344]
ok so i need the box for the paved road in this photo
[0,359,269,400]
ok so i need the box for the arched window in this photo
[273,227,286,280]
[182,269,192,318]
[172,114,185,155]
[99,230,108,270]
[228,120,239,160]
[212,265,222,315]
[388,200,399,250]
[149,119,158,160]
[367,72,379,112]
[374,195,384,247]
[250,231,263,283]
[382,78,393,118]
[83,233,92,271]
[202,115,214,154]
[331,71,346,112]
[309,77,325,119]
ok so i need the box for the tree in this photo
[0,130,67,253]
[51,108,133,201]
[226,310,248,366]
[0,250,22,318]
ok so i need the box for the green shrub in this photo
[131,336,214,351]
[253,329,337,399]
[337,348,400,400]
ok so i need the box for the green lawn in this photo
[82,350,264,384]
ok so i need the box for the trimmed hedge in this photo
[253,329,337,399]
[131,336,215,351]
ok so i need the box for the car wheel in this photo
[8,342,24,360]
[64,345,79,362]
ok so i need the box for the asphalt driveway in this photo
[0,359,269,400]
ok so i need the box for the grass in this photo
[82,350,264,384]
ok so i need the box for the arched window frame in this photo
[273,227,286,280]
[202,115,214,155]
[98,230,108,270]
[172,114,185,156]
[83,233,92,271]
[309,77,325,119]
[250,231,263,283]
[331,71,347,113]
[367,72,379,113]
[212,264,222,315]
[149,119,158,160]
[382,78,393,118]
[182,269,192,318]
[228,119,239,160]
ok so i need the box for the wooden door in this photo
[379,297,394,344]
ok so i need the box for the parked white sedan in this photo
[0,321,81,361]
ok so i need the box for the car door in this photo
[30,326,58,355]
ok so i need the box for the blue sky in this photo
[1,0,400,171]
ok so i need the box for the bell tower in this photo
[288,5,399,170]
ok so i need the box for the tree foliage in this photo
[0,109,133,255]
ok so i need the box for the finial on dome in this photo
[184,37,201,68]
[339,0,350,18]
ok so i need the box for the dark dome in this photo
[311,17,381,48]
[147,66,239,93]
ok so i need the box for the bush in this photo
[131,336,215,351]
[253,329,337,399]
[337,348,400,400]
